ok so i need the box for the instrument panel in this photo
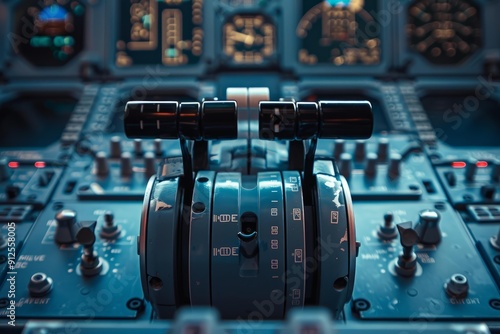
[406,0,482,65]
[0,0,496,76]
[0,0,500,332]
[115,0,204,67]
[297,0,381,66]
[13,0,86,67]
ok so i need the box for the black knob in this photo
[388,153,402,180]
[354,140,366,162]
[120,152,134,178]
[0,158,11,181]
[492,160,500,182]
[133,139,143,156]
[55,209,77,244]
[94,151,109,177]
[144,152,157,178]
[377,212,397,241]
[100,211,121,240]
[377,138,389,161]
[444,171,456,187]
[414,209,441,245]
[110,136,122,159]
[394,222,419,277]
[339,153,353,179]
[480,185,496,200]
[6,185,21,199]
[465,159,477,182]
[333,140,345,160]
[364,153,378,179]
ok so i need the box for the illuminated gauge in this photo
[116,0,204,67]
[407,0,482,65]
[297,0,381,66]
[13,0,86,67]
[223,14,276,65]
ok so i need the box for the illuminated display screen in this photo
[297,0,381,65]
[115,0,204,67]
[13,0,86,67]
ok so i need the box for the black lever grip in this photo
[259,100,373,140]
[124,101,238,140]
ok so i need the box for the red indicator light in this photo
[8,161,19,169]
[34,161,46,168]
[476,161,488,168]
[452,161,466,169]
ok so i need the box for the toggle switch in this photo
[394,222,419,277]
[75,220,103,276]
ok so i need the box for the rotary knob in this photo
[54,209,77,244]
[414,209,441,245]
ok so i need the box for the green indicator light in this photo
[64,36,74,46]
[54,36,64,47]
[166,48,177,58]
[142,14,151,29]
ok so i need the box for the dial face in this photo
[297,0,381,66]
[223,14,276,64]
[116,0,204,67]
[407,0,482,65]
[13,0,86,67]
